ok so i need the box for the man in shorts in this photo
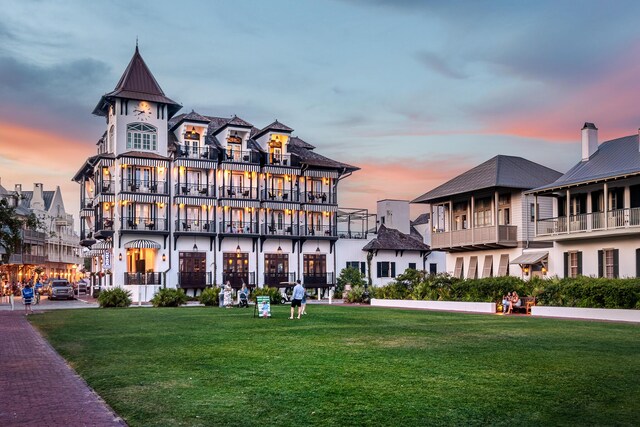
[290,280,305,319]
[22,283,34,316]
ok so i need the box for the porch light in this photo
[523,266,530,276]
[315,241,321,253]
[193,243,198,251]
[236,244,241,254]
[542,266,547,275]
[118,253,122,261]
[277,239,282,254]
[190,126,197,135]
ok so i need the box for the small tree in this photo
[336,267,366,295]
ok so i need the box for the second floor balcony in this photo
[261,223,299,236]
[223,149,260,164]
[220,221,259,235]
[262,189,299,202]
[124,272,163,286]
[264,272,296,287]
[175,183,212,197]
[301,225,338,238]
[536,207,640,238]
[123,179,168,194]
[222,271,256,288]
[121,217,168,232]
[302,191,336,204]
[303,272,335,287]
[219,186,258,199]
[177,272,214,289]
[177,145,215,160]
[175,219,215,233]
[431,225,518,251]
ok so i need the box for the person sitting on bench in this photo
[507,291,521,314]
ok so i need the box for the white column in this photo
[604,183,608,230]
[586,191,592,231]
[566,189,571,234]
[470,195,475,244]
[494,191,499,241]
[534,194,538,236]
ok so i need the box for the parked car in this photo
[49,279,74,300]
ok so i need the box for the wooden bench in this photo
[512,296,536,314]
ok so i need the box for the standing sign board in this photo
[254,296,271,318]
[102,252,111,270]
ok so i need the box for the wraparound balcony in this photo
[431,225,517,251]
[536,207,640,240]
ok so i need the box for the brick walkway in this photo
[0,311,125,426]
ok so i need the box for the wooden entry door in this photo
[264,253,289,286]
[304,254,326,286]
[223,252,249,288]
[179,252,206,289]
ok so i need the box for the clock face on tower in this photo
[133,102,152,121]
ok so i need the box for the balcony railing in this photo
[300,225,337,237]
[177,145,214,160]
[262,189,299,202]
[121,217,168,231]
[22,229,47,243]
[81,198,94,209]
[97,179,114,194]
[261,223,299,236]
[223,149,260,164]
[266,153,294,166]
[431,225,517,249]
[124,272,163,285]
[219,186,257,199]
[337,230,368,239]
[177,272,213,289]
[222,272,256,288]
[95,217,114,231]
[303,272,335,287]
[175,183,212,197]
[536,207,640,236]
[264,272,296,287]
[122,179,168,194]
[302,191,336,204]
[220,221,259,234]
[175,219,215,233]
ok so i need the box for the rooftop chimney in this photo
[581,122,598,161]
[14,184,22,196]
[31,183,44,210]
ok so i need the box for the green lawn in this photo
[31,306,640,427]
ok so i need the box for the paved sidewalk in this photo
[0,311,125,426]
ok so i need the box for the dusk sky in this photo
[2,0,640,224]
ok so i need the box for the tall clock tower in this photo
[92,45,182,156]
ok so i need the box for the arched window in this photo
[108,125,114,152]
[127,123,157,151]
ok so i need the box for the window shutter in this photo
[377,262,382,278]
[563,252,569,278]
[360,262,366,275]
[577,252,583,276]
[613,249,619,278]
[597,250,603,278]
[391,262,396,278]
[346,262,350,269]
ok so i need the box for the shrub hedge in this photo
[252,286,284,304]
[98,287,132,308]
[199,287,220,306]
[151,288,188,307]
[372,274,640,310]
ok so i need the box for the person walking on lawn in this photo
[290,280,305,319]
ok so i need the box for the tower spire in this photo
[135,36,139,52]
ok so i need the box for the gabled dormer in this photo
[92,46,182,158]
[254,120,294,165]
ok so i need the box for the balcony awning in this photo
[174,158,217,170]
[93,241,113,250]
[303,204,338,212]
[174,196,217,206]
[304,169,339,178]
[124,239,161,249]
[510,251,548,265]
[264,166,301,175]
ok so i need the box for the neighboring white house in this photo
[412,155,562,280]
[528,123,640,278]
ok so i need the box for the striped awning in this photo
[302,204,338,212]
[262,202,300,210]
[124,239,161,249]
[93,241,113,250]
[87,250,107,257]
[174,159,217,170]
[305,169,339,178]
[220,199,261,208]
[174,196,217,206]
[263,166,301,175]
[118,194,170,204]
[97,157,114,167]
[119,157,169,168]
[80,210,95,218]
[219,162,260,172]
[96,194,115,204]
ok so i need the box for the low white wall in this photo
[371,299,496,314]
[531,306,640,323]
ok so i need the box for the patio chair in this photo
[128,220,137,230]
[183,221,190,231]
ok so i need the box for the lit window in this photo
[127,123,157,151]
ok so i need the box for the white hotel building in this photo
[74,47,439,300]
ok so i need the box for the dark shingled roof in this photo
[288,144,359,171]
[362,224,430,252]
[19,191,55,211]
[93,46,181,117]
[118,151,169,160]
[411,213,431,226]
[289,136,316,150]
[413,155,562,203]
[253,120,294,139]
[530,134,640,193]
